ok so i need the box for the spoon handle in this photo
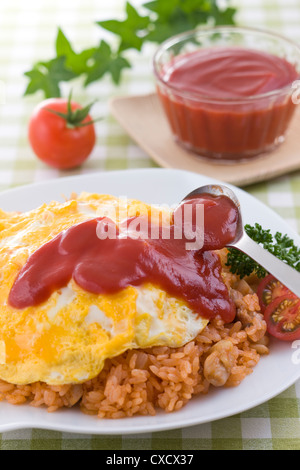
[234,233,300,298]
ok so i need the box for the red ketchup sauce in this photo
[157,47,298,160]
[8,194,239,323]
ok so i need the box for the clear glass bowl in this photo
[153,26,300,163]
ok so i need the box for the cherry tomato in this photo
[257,274,296,312]
[264,295,300,341]
[28,97,96,170]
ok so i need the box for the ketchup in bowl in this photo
[154,27,300,162]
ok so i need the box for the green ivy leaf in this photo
[144,0,236,43]
[56,28,96,75]
[210,1,236,25]
[24,56,76,98]
[84,40,131,86]
[97,2,150,52]
[144,0,209,18]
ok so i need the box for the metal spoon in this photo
[183,184,300,298]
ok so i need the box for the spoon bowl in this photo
[183,184,244,244]
[182,184,300,298]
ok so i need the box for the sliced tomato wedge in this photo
[257,274,297,312]
[264,295,300,341]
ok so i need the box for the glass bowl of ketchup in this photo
[153,26,300,163]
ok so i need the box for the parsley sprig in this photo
[24,0,237,98]
[226,223,300,279]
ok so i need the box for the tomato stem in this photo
[45,89,102,128]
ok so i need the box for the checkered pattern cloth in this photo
[0,0,300,450]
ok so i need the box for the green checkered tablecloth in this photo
[1,0,300,451]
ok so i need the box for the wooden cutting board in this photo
[109,92,300,187]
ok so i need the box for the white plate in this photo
[0,168,299,435]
